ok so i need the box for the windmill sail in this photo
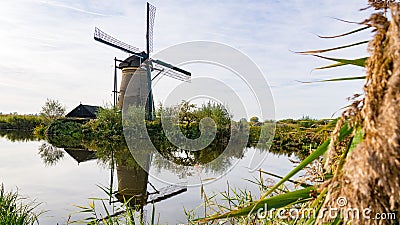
[146,183,187,204]
[146,2,156,54]
[151,59,191,82]
[94,27,139,54]
[94,2,191,121]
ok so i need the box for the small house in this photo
[64,148,97,165]
[65,104,101,119]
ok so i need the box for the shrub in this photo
[82,107,122,141]
[0,114,45,131]
[46,120,82,139]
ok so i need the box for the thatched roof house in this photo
[64,148,96,164]
[65,104,100,119]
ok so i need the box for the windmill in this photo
[94,2,191,121]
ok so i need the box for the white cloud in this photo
[39,0,111,17]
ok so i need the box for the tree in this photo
[38,143,64,166]
[40,98,66,122]
[178,101,197,128]
[249,116,259,124]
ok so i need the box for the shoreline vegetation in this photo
[0,104,333,159]
[0,114,44,131]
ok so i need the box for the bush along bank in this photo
[41,105,332,159]
[0,114,45,131]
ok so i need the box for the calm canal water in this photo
[0,134,299,224]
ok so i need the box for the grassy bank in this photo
[0,184,41,225]
[0,114,45,131]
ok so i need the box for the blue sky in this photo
[0,0,374,119]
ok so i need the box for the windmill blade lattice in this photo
[146,183,187,204]
[151,59,191,82]
[146,3,156,53]
[94,27,139,54]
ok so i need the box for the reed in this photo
[0,184,42,225]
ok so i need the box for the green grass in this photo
[69,185,157,225]
[0,114,45,131]
[0,184,41,225]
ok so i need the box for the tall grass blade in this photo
[151,203,155,225]
[316,26,370,38]
[329,17,363,24]
[0,184,42,225]
[349,127,363,153]
[261,123,351,200]
[258,170,311,188]
[315,62,347,70]
[299,76,366,83]
[313,55,367,68]
[259,139,330,200]
[195,187,314,221]
[198,123,352,222]
[332,215,343,224]
[295,41,368,54]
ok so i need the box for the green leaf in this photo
[299,76,366,83]
[196,136,334,221]
[259,140,330,200]
[332,215,343,224]
[73,205,90,210]
[316,26,370,39]
[259,170,311,188]
[313,55,367,69]
[89,200,95,209]
[315,62,347,70]
[195,122,353,223]
[195,187,314,221]
[295,41,368,54]
[330,17,363,25]
[349,127,363,153]
[300,188,328,225]
[254,123,351,211]
[151,203,156,225]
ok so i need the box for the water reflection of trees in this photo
[38,143,64,166]
[0,130,39,142]
[89,139,247,176]
[0,128,310,169]
[42,130,309,171]
[148,138,247,177]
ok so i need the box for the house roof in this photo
[65,104,101,119]
[64,148,97,164]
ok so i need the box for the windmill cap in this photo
[119,51,148,68]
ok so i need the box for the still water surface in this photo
[0,135,299,224]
